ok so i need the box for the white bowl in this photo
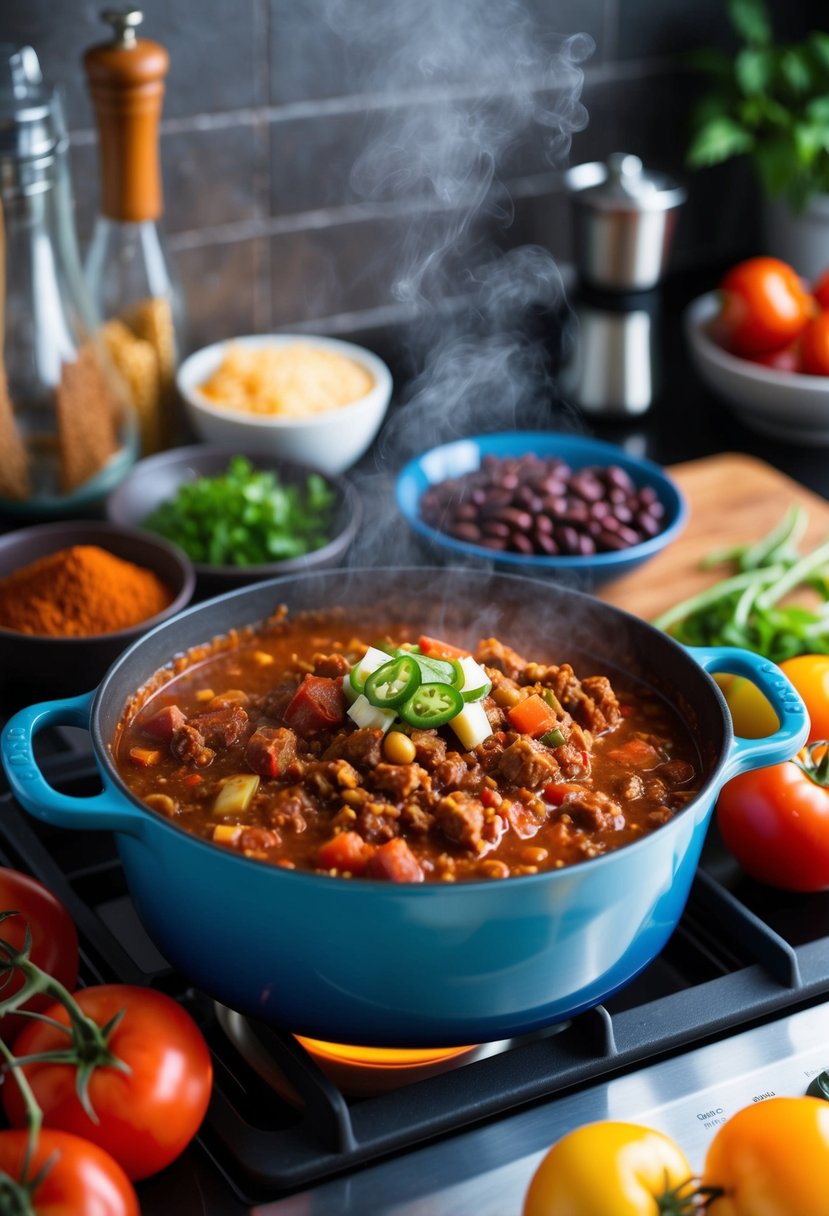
[684,292,829,444]
[176,334,393,475]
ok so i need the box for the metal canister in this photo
[564,152,686,292]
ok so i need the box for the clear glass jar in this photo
[0,45,136,514]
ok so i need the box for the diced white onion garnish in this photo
[457,655,492,698]
[450,700,492,750]
[341,672,359,705]
[355,646,394,679]
[347,694,397,734]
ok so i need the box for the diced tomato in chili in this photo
[507,693,559,738]
[606,737,661,767]
[417,635,470,660]
[364,836,425,883]
[480,786,502,809]
[543,781,582,805]
[282,675,346,735]
[317,830,375,876]
[141,704,186,742]
[245,727,298,779]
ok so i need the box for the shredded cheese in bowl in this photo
[197,343,375,418]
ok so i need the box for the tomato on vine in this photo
[0,1128,138,1216]
[3,982,213,1181]
[0,870,78,1043]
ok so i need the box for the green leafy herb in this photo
[144,455,336,567]
[652,505,829,663]
[686,0,829,211]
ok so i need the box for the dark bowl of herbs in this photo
[106,445,362,597]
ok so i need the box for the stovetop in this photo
[4,729,829,1215]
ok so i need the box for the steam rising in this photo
[313,0,594,563]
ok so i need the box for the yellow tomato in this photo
[726,654,829,741]
[703,1096,829,1215]
[522,1120,694,1216]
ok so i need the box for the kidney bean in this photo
[417,452,669,560]
[450,522,483,543]
[510,532,535,555]
[483,520,511,539]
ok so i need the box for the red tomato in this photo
[0,869,78,1043]
[0,1128,138,1216]
[716,752,829,891]
[748,341,801,373]
[3,984,213,1181]
[717,256,815,356]
[813,267,829,311]
[800,311,829,375]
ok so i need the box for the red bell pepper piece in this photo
[417,635,470,660]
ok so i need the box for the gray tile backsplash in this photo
[2,1,823,347]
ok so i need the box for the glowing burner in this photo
[296,1037,475,1071]
[216,1005,504,1101]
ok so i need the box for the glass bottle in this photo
[83,8,187,455]
[0,43,136,515]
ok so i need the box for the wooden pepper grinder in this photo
[83,8,187,454]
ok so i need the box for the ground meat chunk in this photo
[563,789,625,832]
[475,637,528,681]
[245,727,300,779]
[355,800,400,843]
[435,752,469,788]
[399,796,434,835]
[265,786,315,832]
[658,760,695,785]
[170,724,215,768]
[370,762,429,799]
[324,727,383,768]
[188,705,249,750]
[496,736,559,789]
[434,791,486,852]
[580,675,622,731]
[312,652,350,678]
[238,827,281,852]
[304,759,361,797]
[255,678,301,722]
[410,730,447,770]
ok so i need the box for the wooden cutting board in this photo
[600,452,829,622]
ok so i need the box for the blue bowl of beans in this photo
[395,431,687,587]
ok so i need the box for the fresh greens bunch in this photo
[686,0,829,211]
[144,455,336,566]
[652,505,829,663]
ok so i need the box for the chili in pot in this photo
[114,607,702,883]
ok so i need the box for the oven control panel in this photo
[258,1001,829,1215]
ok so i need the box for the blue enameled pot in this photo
[0,568,809,1047]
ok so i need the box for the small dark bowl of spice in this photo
[0,521,195,697]
[105,445,362,597]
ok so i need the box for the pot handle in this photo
[688,645,810,782]
[1,692,146,838]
